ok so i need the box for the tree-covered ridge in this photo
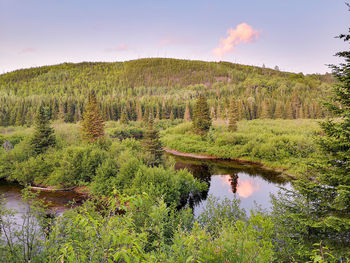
[0,58,333,126]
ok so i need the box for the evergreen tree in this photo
[120,107,129,125]
[80,90,105,142]
[184,103,191,121]
[142,113,163,166]
[228,98,238,132]
[316,23,350,228]
[272,16,350,259]
[260,99,271,119]
[30,105,56,154]
[58,102,65,122]
[74,105,81,122]
[143,107,150,125]
[274,101,284,119]
[161,100,167,119]
[169,108,175,121]
[136,102,143,121]
[193,95,211,136]
[155,104,160,120]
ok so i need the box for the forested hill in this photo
[0,58,333,126]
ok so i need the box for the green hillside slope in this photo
[0,58,333,126]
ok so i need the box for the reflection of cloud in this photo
[19,48,37,54]
[213,23,259,58]
[218,175,260,198]
[220,175,231,186]
[237,180,260,198]
[105,44,127,52]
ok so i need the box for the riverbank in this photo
[161,119,321,177]
[164,147,296,179]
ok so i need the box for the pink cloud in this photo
[213,23,259,58]
[19,48,37,54]
[158,39,170,47]
[105,44,128,52]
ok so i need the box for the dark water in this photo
[0,156,291,219]
[172,156,291,216]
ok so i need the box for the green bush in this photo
[47,145,107,187]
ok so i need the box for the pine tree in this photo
[193,95,211,136]
[285,102,294,119]
[143,107,149,125]
[161,100,167,119]
[228,98,238,132]
[155,104,160,120]
[272,15,350,255]
[316,23,350,228]
[74,105,81,122]
[260,99,271,119]
[30,105,56,154]
[142,113,163,166]
[120,106,129,125]
[80,90,105,142]
[274,101,284,119]
[136,102,143,121]
[169,108,175,121]
[58,102,65,122]
[184,103,191,121]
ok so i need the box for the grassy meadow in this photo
[160,119,322,176]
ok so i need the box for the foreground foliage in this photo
[0,189,276,263]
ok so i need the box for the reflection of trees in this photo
[175,161,212,209]
[188,163,211,208]
[229,173,238,194]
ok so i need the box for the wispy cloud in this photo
[19,47,37,54]
[213,23,259,58]
[105,44,128,52]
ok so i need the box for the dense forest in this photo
[0,58,333,126]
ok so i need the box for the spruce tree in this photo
[316,24,350,226]
[58,102,65,122]
[169,109,175,121]
[142,113,163,166]
[272,16,350,257]
[228,98,238,132]
[261,99,271,119]
[136,102,143,121]
[184,103,191,121]
[30,105,56,154]
[193,94,211,136]
[274,101,284,119]
[80,90,105,142]
[120,107,129,125]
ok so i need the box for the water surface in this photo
[0,156,291,219]
[172,156,291,216]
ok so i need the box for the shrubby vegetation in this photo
[0,123,205,208]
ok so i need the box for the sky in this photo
[0,0,349,74]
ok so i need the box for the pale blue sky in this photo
[0,0,349,74]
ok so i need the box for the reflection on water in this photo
[0,156,291,221]
[173,155,291,216]
[0,180,84,215]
